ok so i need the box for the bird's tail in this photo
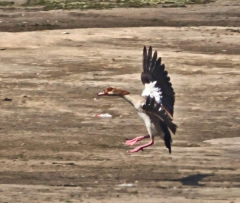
[159,120,172,154]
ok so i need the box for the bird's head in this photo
[98,87,129,96]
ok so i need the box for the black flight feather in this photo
[159,120,172,154]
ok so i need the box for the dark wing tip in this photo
[159,120,172,154]
[143,46,147,56]
[152,51,157,65]
[148,46,152,54]
[165,134,172,154]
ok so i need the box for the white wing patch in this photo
[141,81,162,104]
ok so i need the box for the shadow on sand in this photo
[173,173,214,186]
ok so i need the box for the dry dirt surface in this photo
[0,1,240,203]
[0,0,240,32]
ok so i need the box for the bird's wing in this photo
[141,46,175,117]
[142,96,177,134]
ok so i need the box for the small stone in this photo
[3,98,12,101]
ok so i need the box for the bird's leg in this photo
[127,138,154,153]
[125,135,150,146]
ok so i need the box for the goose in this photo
[97,46,177,153]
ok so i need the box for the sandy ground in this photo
[0,1,240,203]
[0,0,240,32]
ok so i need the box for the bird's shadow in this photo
[172,173,213,186]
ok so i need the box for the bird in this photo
[97,46,177,153]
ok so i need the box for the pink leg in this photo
[127,139,154,153]
[125,135,150,146]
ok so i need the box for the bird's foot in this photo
[127,146,144,153]
[127,139,154,153]
[125,137,141,146]
[125,135,149,146]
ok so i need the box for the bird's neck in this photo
[114,89,135,106]
[122,94,135,106]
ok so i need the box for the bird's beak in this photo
[97,91,106,96]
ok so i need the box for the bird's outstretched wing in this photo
[142,96,177,134]
[141,46,175,117]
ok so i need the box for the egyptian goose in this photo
[98,46,177,153]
